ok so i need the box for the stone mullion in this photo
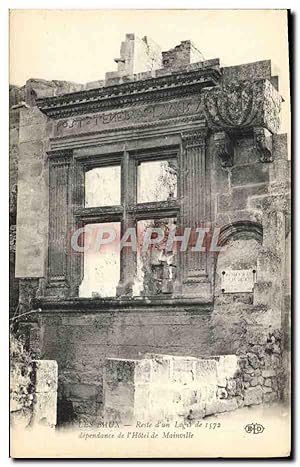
[184,133,208,278]
[116,149,137,296]
[198,141,208,274]
[69,159,84,297]
[178,140,189,286]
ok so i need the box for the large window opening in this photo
[134,217,177,296]
[79,222,120,298]
[74,148,179,298]
[85,166,121,207]
[137,159,177,203]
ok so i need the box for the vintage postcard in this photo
[9,9,291,458]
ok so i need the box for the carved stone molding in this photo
[37,68,221,119]
[181,128,208,148]
[47,149,73,165]
[213,131,234,167]
[218,221,263,248]
[203,79,282,134]
[253,127,273,162]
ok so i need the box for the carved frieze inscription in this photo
[221,269,256,293]
[54,96,203,137]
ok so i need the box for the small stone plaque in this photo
[221,269,256,293]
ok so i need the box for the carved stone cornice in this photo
[213,131,234,167]
[203,79,282,134]
[37,68,221,119]
[253,127,273,162]
[181,128,208,148]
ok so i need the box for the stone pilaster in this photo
[47,151,72,296]
[176,128,211,299]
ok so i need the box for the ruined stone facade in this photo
[10,34,291,424]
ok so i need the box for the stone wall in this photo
[10,332,58,429]
[15,105,49,278]
[162,40,204,69]
[38,310,212,423]
[9,103,20,317]
[31,298,284,424]
[104,355,220,423]
[102,351,281,423]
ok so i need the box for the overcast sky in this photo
[10,9,290,136]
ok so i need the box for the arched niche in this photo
[214,221,263,300]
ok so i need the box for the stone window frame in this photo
[45,126,212,302]
[72,146,180,298]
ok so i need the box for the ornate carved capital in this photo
[213,131,234,167]
[181,128,208,149]
[47,149,73,157]
[253,127,273,162]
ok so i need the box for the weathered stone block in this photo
[222,60,271,84]
[103,355,241,422]
[105,381,135,408]
[151,357,171,383]
[264,378,272,387]
[104,358,153,422]
[195,359,217,384]
[234,138,255,165]
[206,398,238,416]
[244,386,263,406]
[10,408,32,429]
[243,373,251,382]
[172,358,196,384]
[218,191,247,211]
[207,355,239,387]
[108,324,156,347]
[217,387,228,399]
[63,383,97,401]
[263,392,277,403]
[262,386,273,394]
[31,360,58,393]
[134,385,150,418]
[31,391,57,427]
[72,400,96,416]
[231,164,269,186]
[250,345,265,358]
[257,376,264,386]
[218,184,268,212]
[272,133,288,160]
[226,378,237,395]
[105,358,136,384]
[134,359,152,384]
[250,377,259,387]
[262,369,276,378]
[247,352,260,369]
